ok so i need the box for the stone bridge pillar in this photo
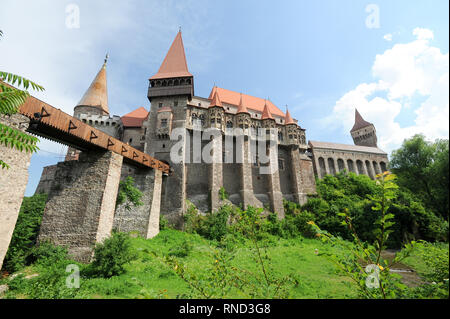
[238,136,262,209]
[113,167,163,239]
[38,150,123,263]
[0,114,33,270]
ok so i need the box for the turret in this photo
[74,54,110,117]
[208,91,224,130]
[148,31,194,101]
[350,109,377,147]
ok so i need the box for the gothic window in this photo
[161,119,168,127]
[199,114,205,126]
[278,132,284,141]
[211,118,215,124]
[300,135,306,144]
[289,134,293,139]
[159,103,163,108]
[226,121,233,128]
[278,159,285,170]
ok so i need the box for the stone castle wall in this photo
[0,114,33,270]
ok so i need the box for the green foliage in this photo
[2,194,47,272]
[0,31,44,169]
[390,134,449,220]
[159,214,170,230]
[302,171,447,247]
[84,232,137,278]
[184,202,233,241]
[218,186,228,200]
[309,172,417,299]
[27,242,69,268]
[168,240,192,258]
[115,176,144,210]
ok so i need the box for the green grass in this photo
[2,229,360,299]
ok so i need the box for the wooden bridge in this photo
[18,95,169,174]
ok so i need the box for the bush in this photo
[84,232,137,278]
[301,172,448,248]
[26,241,69,268]
[160,215,170,230]
[184,202,233,241]
[168,240,193,258]
[2,194,47,272]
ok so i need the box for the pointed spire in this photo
[351,108,372,132]
[236,93,250,114]
[150,31,193,80]
[209,91,223,108]
[77,57,109,114]
[261,99,274,120]
[284,105,296,125]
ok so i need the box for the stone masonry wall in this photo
[0,114,33,270]
[38,150,123,263]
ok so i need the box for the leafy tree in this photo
[115,176,143,210]
[390,134,449,220]
[302,171,447,247]
[0,30,44,169]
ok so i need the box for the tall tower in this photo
[65,56,110,161]
[350,109,377,147]
[145,30,193,225]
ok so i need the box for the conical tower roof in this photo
[261,100,274,120]
[77,56,109,114]
[351,109,372,132]
[284,106,296,125]
[150,31,193,80]
[209,91,223,108]
[236,93,250,114]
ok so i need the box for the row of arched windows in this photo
[317,157,387,179]
[150,78,191,87]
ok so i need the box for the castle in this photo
[35,31,389,230]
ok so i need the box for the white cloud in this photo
[413,27,434,40]
[383,33,393,41]
[0,0,216,157]
[325,28,449,154]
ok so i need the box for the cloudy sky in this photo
[0,0,448,196]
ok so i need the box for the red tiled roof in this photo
[121,107,148,127]
[209,91,223,108]
[351,109,373,132]
[208,86,285,117]
[309,140,387,155]
[261,100,274,120]
[150,31,193,80]
[284,107,296,125]
[236,93,250,114]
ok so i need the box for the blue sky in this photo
[0,0,448,196]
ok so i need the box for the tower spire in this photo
[76,57,109,114]
[150,31,192,80]
[351,108,372,132]
[284,105,296,125]
[236,93,250,114]
[261,99,274,120]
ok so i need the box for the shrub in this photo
[84,232,137,278]
[160,214,170,230]
[168,240,193,258]
[2,193,47,272]
[26,241,69,268]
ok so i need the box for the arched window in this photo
[347,159,355,173]
[318,157,326,178]
[328,158,336,175]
